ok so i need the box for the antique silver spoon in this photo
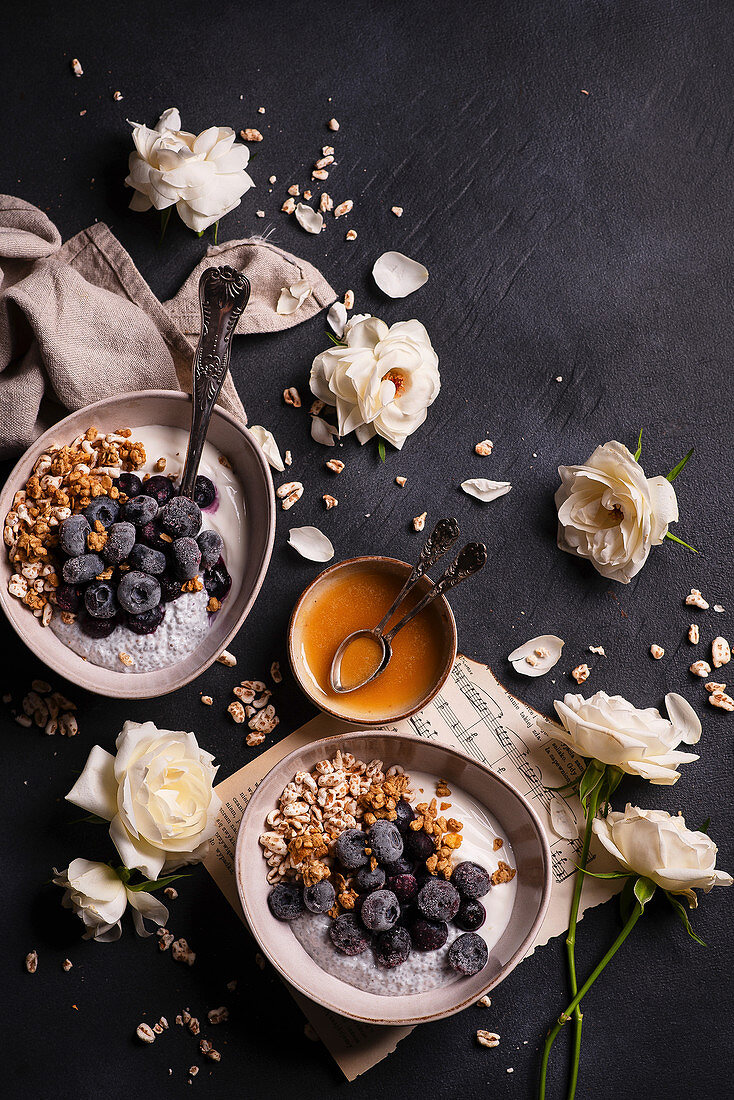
[179,265,251,499]
[329,532,487,694]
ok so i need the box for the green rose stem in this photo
[539,878,655,1100]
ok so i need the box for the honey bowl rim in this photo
[287,555,458,725]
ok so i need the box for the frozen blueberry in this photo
[78,613,118,639]
[159,574,185,603]
[62,552,105,585]
[334,829,369,870]
[54,583,82,613]
[451,861,491,900]
[388,873,418,904]
[197,529,224,570]
[121,494,159,526]
[141,474,175,506]
[267,882,305,921]
[129,542,167,575]
[117,570,161,615]
[417,879,461,922]
[303,880,336,914]
[194,475,216,509]
[203,560,231,600]
[84,581,118,619]
[125,605,166,635]
[117,472,143,498]
[447,932,488,976]
[394,799,416,834]
[84,495,119,530]
[455,898,486,932]
[171,537,202,580]
[356,865,386,893]
[405,828,435,862]
[409,917,448,952]
[360,889,400,932]
[368,820,404,865]
[139,518,171,552]
[102,521,136,565]
[330,913,369,956]
[374,926,412,969]
[160,496,202,539]
[59,514,91,557]
[383,855,414,877]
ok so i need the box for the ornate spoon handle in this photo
[383,541,487,642]
[373,517,460,636]
[179,266,251,499]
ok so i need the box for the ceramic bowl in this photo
[235,730,552,1026]
[288,556,458,725]
[0,390,275,698]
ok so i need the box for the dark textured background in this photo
[1,1,732,1097]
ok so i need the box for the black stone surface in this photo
[1,1,732,1097]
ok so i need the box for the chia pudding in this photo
[5,423,246,674]
[260,752,517,996]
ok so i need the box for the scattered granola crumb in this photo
[287,184,300,197]
[345,229,357,240]
[240,128,263,142]
[277,481,304,510]
[493,837,504,851]
[326,458,344,473]
[555,376,563,382]
[395,476,407,487]
[62,958,73,972]
[284,450,292,466]
[323,494,338,509]
[685,588,710,609]
[164,887,178,900]
[315,155,335,169]
[714,604,725,613]
[690,660,712,678]
[217,649,237,667]
[391,206,404,217]
[650,644,665,660]
[256,210,265,218]
[281,197,296,214]
[228,700,246,724]
[188,1016,200,1036]
[709,690,734,711]
[71,58,83,77]
[154,456,167,472]
[319,193,333,213]
[705,681,726,694]
[258,106,265,114]
[413,512,427,532]
[327,118,340,131]
[136,1022,156,1044]
[587,644,606,656]
[712,637,731,668]
[207,596,221,613]
[270,661,282,683]
[322,145,335,156]
[227,979,238,991]
[344,289,355,310]
[688,624,700,644]
[334,199,353,219]
[310,399,325,416]
[477,1030,500,1048]
[25,950,38,974]
[283,386,302,408]
[207,1006,229,1025]
[269,175,277,184]
[312,169,329,181]
[171,938,196,966]
[491,861,517,885]
[157,929,174,951]
[475,439,494,456]
[476,994,492,1007]
[571,663,590,684]
[303,189,312,200]
[189,1066,199,1078]
[200,695,213,706]
[246,730,266,747]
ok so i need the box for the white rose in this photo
[310,316,440,449]
[593,805,732,906]
[66,721,221,879]
[125,107,254,232]
[553,691,700,785]
[52,859,169,942]
[555,441,679,583]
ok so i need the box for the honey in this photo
[294,566,449,720]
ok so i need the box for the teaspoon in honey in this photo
[329,536,487,694]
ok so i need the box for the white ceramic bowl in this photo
[236,730,552,1026]
[0,390,275,698]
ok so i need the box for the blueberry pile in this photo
[54,473,230,640]
[267,802,492,976]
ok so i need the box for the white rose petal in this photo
[372,251,429,298]
[549,799,579,841]
[310,316,440,450]
[461,479,512,503]
[66,721,221,880]
[508,635,564,677]
[311,415,339,447]
[327,301,347,338]
[276,279,312,315]
[555,441,679,584]
[249,425,285,472]
[288,526,334,562]
[295,203,324,234]
[664,692,702,746]
[553,690,699,785]
[593,805,732,906]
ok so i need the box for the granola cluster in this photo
[4,427,145,625]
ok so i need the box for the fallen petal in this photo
[295,203,324,234]
[549,799,578,840]
[461,479,512,503]
[665,692,703,746]
[250,425,285,472]
[311,415,339,447]
[327,301,347,338]
[372,251,429,298]
[508,634,564,677]
[288,526,334,562]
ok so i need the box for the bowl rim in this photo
[235,728,553,1025]
[287,555,458,725]
[0,389,276,698]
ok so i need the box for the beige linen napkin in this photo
[0,195,335,458]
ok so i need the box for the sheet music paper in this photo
[203,656,621,1080]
